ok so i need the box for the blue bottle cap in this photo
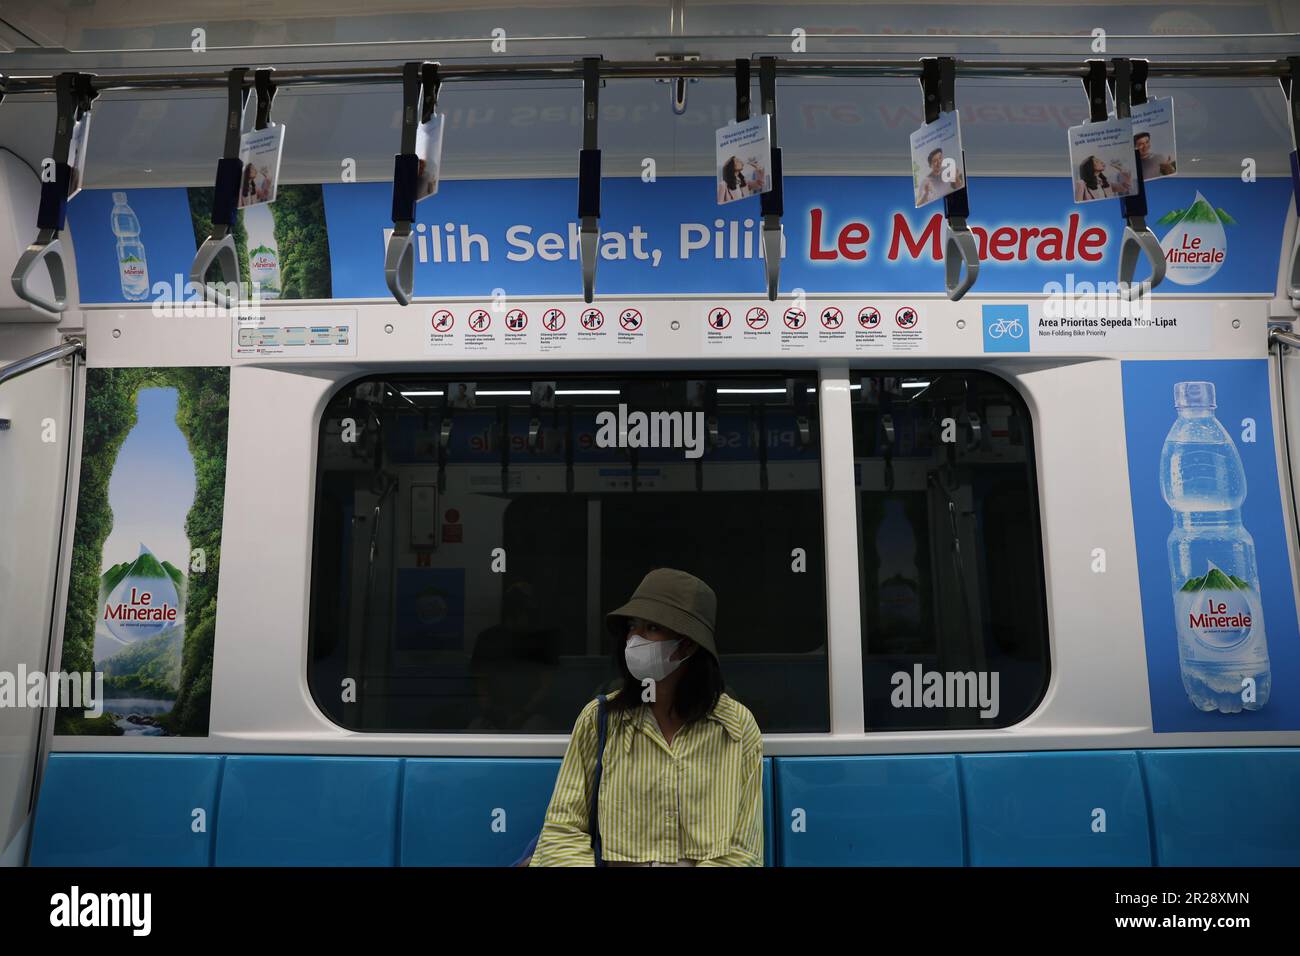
[1174,381,1216,409]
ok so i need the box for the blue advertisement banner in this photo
[1122,360,1300,733]
[66,175,1290,304]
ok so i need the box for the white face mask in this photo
[624,634,689,682]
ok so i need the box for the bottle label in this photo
[1174,567,1259,655]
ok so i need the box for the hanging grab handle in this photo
[190,68,250,309]
[386,62,438,306]
[578,57,602,303]
[11,72,96,315]
[920,57,979,301]
[758,56,783,301]
[1103,58,1166,299]
[1283,57,1300,304]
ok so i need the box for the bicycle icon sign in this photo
[987,315,1024,339]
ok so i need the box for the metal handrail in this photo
[0,56,1293,96]
[0,338,85,388]
[1270,328,1300,350]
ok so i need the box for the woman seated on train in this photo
[529,568,764,866]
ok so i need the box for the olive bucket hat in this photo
[605,568,718,661]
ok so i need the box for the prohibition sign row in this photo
[430,308,645,333]
[707,306,919,331]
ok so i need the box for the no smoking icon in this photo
[895,307,919,329]
[619,309,643,331]
[745,307,769,330]
[708,307,731,330]
[783,308,807,329]
[857,307,881,330]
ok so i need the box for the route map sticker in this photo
[619,308,643,331]
[542,308,566,331]
[468,309,492,331]
[821,306,845,329]
[505,308,528,331]
[580,308,604,330]
[784,308,807,329]
[746,307,769,330]
[433,310,454,331]
[858,307,880,329]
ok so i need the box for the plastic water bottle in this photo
[110,192,149,301]
[1160,381,1270,713]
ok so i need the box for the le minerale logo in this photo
[595,404,705,460]
[103,586,178,624]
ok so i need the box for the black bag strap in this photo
[589,693,609,866]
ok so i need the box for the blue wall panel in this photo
[214,756,401,866]
[1141,749,1300,866]
[774,755,964,866]
[959,751,1152,866]
[30,754,221,867]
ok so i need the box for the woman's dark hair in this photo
[722,156,744,191]
[927,148,943,165]
[606,629,725,724]
[1078,156,1108,191]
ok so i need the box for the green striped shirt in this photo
[530,690,764,867]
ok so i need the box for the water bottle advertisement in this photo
[63,175,1289,304]
[1122,360,1300,733]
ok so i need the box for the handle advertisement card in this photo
[910,111,966,208]
[1131,97,1178,181]
[415,112,445,201]
[237,124,286,208]
[1068,116,1137,203]
[715,115,773,204]
[67,112,92,200]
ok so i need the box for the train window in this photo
[852,372,1049,730]
[308,373,829,734]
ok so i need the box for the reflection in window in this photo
[308,374,829,734]
[853,372,1049,730]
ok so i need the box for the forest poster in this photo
[57,367,229,737]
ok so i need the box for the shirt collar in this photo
[619,694,743,751]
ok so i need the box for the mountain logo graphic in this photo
[99,543,185,643]
[1156,192,1235,286]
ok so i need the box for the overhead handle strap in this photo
[1282,56,1300,303]
[11,71,97,314]
[1107,57,1165,300]
[758,56,783,301]
[920,57,979,301]
[578,57,602,303]
[386,61,435,306]
[190,68,251,309]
